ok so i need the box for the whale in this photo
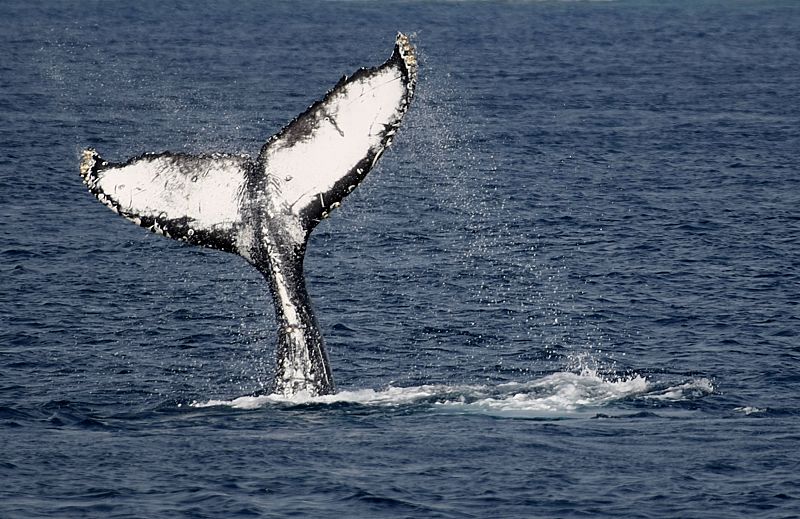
[79,33,417,397]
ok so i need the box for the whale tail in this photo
[79,33,418,396]
[79,149,253,254]
[80,33,416,252]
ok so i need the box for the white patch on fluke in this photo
[92,154,247,232]
[263,66,408,216]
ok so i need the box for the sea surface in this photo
[2,1,799,517]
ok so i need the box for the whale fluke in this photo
[80,33,418,397]
[79,150,251,253]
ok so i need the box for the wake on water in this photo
[191,369,714,419]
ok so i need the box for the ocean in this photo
[1,1,799,517]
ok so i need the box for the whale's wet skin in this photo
[79,34,418,398]
[4,2,800,517]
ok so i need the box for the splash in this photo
[642,377,715,402]
[734,406,766,415]
[437,370,649,417]
[190,369,712,418]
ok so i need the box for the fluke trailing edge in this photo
[79,33,417,397]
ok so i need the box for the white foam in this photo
[192,384,444,409]
[734,406,766,415]
[191,369,715,418]
[436,370,649,417]
[643,377,715,401]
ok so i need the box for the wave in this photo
[191,370,714,418]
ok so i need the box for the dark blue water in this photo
[2,1,799,517]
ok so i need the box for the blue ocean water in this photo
[2,0,799,517]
